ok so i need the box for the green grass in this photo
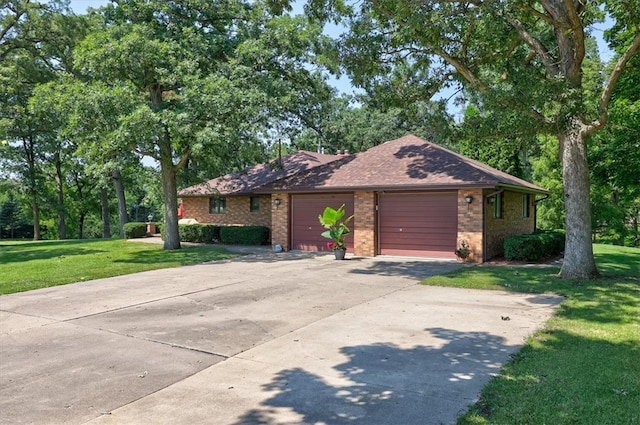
[0,239,241,294]
[422,244,640,425]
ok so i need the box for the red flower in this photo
[327,242,334,251]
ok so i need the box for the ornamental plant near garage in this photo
[318,204,354,255]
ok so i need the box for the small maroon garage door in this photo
[291,193,354,251]
[379,192,457,257]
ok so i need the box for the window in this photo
[250,196,260,212]
[493,192,503,219]
[522,193,531,218]
[209,197,226,214]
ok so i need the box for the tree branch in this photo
[504,13,560,76]
[175,147,191,171]
[521,4,569,29]
[130,144,157,159]
[434,49,485,91]
[587,30,640,134]
[562,0,586,81]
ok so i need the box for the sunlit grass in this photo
[422,244,640,425]
[0,239,240,294]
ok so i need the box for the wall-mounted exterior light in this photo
[274,198,282,206]
[464,195,473,204]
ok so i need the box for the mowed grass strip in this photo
[0,239,240,294]
[422,244,640,425]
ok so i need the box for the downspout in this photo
[534,194,550,232]
[534,194,550,204]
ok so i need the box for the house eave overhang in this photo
[185,183,548,197]
[254,182,501,194]
[495,183,548,195]
[178,190,253,198]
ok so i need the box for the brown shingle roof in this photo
[257,135,547,193]
[178,151,341,197]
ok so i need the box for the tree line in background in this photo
[1,0,638,278]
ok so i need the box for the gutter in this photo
[495,183,548,195]
[534,194,550,204]
[484,189,504,202]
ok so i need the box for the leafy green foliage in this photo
[123,222,147,239]
[68,0,338,250]
[589,53,640,247]
[504,230,565,262]
[457,106,530,179]
[219,226,270,245]
[292,97,455,154]
[178,224,220,244]
[318,204,353,250]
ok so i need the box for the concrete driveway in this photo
[0,252,562,425]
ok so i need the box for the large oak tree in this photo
[309,0,640,278]
[74,0,335,250]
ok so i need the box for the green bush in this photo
[219,226,269,245]
[160,224,220,243]
[504,230,565,261]
[124,222,147,239]
[179,224,219,243]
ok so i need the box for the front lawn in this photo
[422,244,639,425]
[0,239,240,294]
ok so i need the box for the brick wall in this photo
[484,189,536,259]
[181,195,271,227]
[457,189,484,262]
[354,191,376,256]
[270,193,290,251]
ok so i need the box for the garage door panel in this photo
[380,232,456,243]
[380,222,457,231]
[292,194,354,252]
[379,192,457,257]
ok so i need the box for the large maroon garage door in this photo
[379,192,457,257]
[291,194,354,251]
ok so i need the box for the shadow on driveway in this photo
[350,259,462,280]
[235,327,511,425]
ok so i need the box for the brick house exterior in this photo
[178,135,547,262]
[181,195,271,227]
[484,189,536,259]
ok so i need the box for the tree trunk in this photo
[159,140,181,250]
[101,187,111,238]
[78,212,86,239]
[30,193,41,240]
[111,170,128,238]
[559,121,599,278]
[24,138,41,240]
[54,152,67,240]
[150,84,180,250]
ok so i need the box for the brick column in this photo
[354,191,376,257]
[271,193,290,251]
[457,189,484,262]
